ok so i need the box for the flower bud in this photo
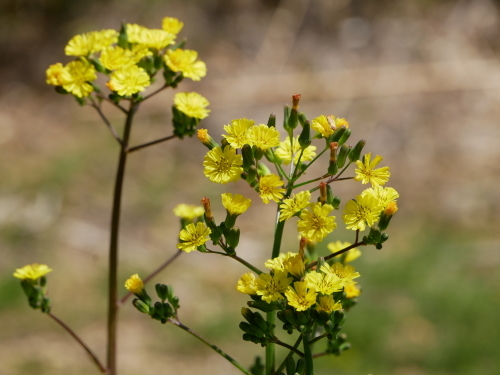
[333,310,346,326]
[329,126,346,143]
[328,142,339,175]
[284,309,299,326]
[224,227,240,248]
[155,284,170,302]
[337,128,351,146]
[257,162,272,177]
[201,197,215,228]
[197,129,219,150]
[283,105,291,130]
[337,144,351,168]
[298,121,311,149]
[286,357,296,375]
[132,298,150,314]
[295,359,305,374]
[267,113,276,128]
[378,202,397,230]
[325,185,334,206]
[319,182,327,204]
[331,195,341,210]
[242,144,254,171]
[252,312,269,333]
[349,140,366,162]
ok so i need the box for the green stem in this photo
[294,145,329,180]
[168,318,252,375]
[307,242,366,269]
[302,332,314,375]
[309,333,328,345]
[269,339,304,357]
[266,312,275,375]
[127,134,177,153]
[274,335,303,375]
[206,249,264,274]
[270,148,288,182]
[107,101,138,375]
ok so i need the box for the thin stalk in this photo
[127,134,177,153]
[294,145,329,180]
[48,313,106,373]
[307,241,366,269]
[268,339,304,357]
[266,312,275,375]
[90,102,124,146]
[107,101,138,375]
[167,318,252,375]
[270,148,288,182]
[309,333,328,345]
[206,249,264,274]
[142,84,168,101]
[302,332,314,375]
[274,335,303,375]
[119,250,183,305]
[93,93,128,114]
[292,174,329,189]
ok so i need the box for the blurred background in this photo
[1,0,499,374]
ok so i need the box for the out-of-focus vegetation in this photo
[1,0,500,374]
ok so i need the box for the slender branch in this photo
[127,134,177,153]
[167,318,252,375]
[292,174,329,189]
[274,335,303,375]
[312,352,328,359]
[309,333,328,345]
[206,249,264,274]
[90,102,124,147]
[142,84,168,101]
[270,148,288,182]
[268,339,304,357]
[48,313,106,373]
[119,250,183,305]
[294,145,329,180]
[307,242,366,269]
[93,93,128,114]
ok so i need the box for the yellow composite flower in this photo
[265,252,306,278]
[248,124,281,150]
[13,264,52,280]
[311,115,334,138]
[62,60,97,98]
[328,241,361,263]
[316,295,342,314]
[335,117,349,128]
[107,65,150,96]
[173,204,204,220]
[140,29,176,50]
[203,146,243,184]
[279,190,311,221]
[174,92,211,119]
[274,136,316,165]
[361,186,399,208]
[255,271,293,303]
[162,17,184,35]
[124,274,144,294]
[297,202,336,242]
[45,63,71,86]
[321,263,360,285]
[354,153,390,187]
[176,222,211,253]
[222,118,255,148]
[342,194,384,231]
[221,193,252,215]
[126,23,148,44]
[65,29,118,56]
[284,281,317,311]
[344,284,361,298]
[304,271,343,295]
[258,174,286,204]
[100,46,136,71]
[236,272,257,295]
[164,49,207,81]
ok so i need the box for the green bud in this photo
[331,195,341,210]
[349,140,366,162]
[338,128,351,146]
[257,162,272,177]
[324,320,334,334]
[241,307,255,323]
[298,121,311,149]
[245,165,258,186]
[337,144,351,168]
[333,310,346,326]
[283,105,291,130]
[328,161,339,176]
[380,233,389,243]
[267,114,276,128]
[369,226,382,243]
[329,126,346,143]
[378,210,394,231]
[287,109,298,132]
[277,311,287,323]
[171,296,180,310]
[284,309,299,326]
[239,322,265,338]
[248,300,278,313]
[154,301,165,317]
[225,227,240,248]
[242,144,255,171]
[132,298,150,314]
[41,297,51,313]
[253,312,268,333]
[326,185,334,206]
[298,112,307,127]
[376,243,383,250]
[242,333,261,344]
[295,358,306,374]
[20,280,37,299]
[286,356,296,375]
[117,23,129,49]
[155,284,170,302]
[296,310,310,325]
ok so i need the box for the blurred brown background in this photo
[1,0,499,374]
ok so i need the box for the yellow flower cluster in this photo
[13,264,52,280]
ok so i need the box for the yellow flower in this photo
[124,274,144,294]
[162,17,184,35]
[13,264,52,280]
[342,194,383,231]
[107,65,150,96]
[311,115,334,138]
[65,29,118,56]
[316,295,342,314]
[198,129,210,143]
[203,146,243,184]
[255,271,293,303]
[274,136,316,165]
[222,118,255,148]
[100,46,136,71]
[140,29,176,50]
[173,204,204,220]
[222,193,252,215]
[45,63,71,86]
[335,117,349,128]
[321,263,360,285]
[297,202,336,242]
[361,186,399,208]
[265,252,306,278]
[248,124,281,150]
[328,241,361,263]
[384,201,398,215]
[177,222,211,253]
[279,190,311,221]
[174,92,211,119]
[63,60,97,98]
[258,174,286,204]
[354,153,390,187]
[344,284,361,298]
[236,272,257,295]
[305,271,343,295]
[285,281,317,311]
[126,24,148,44]
[164,49,207,81]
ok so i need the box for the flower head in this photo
[328,241,361,263]
[354,153,390,187]
[222,118,255,148]
[361,186,399,208]
[258,174,286,204]
[13,264,52,280]
[248,124,281,150]
[177,222,211,253]
[297,202,336,242]
[264,252,306,278]
[65,29,118,56]
[384,201,398,215]
[311,115,335,138]
[133,28,176,50]
[285,281,317,311]
[203,146,243,184]
[62,60,97,98]
[222,193,252,215]
[100,46,136,71]
[255,271,293,303]
[173,204,204,220]
[344,284,361,298]
[107,65,150,96]
[124,274,144,294]
[305,271,343,295]
[236,272,257,295]
[162,17,184,35]
[279,190,311,221]
[174,92,210,119]
[274,136,316,165]
[164,49,207,81]
[316,295,342,314]
[321,263,360,285]
[46,63,71,86]
[342,194,383,231]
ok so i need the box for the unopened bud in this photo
[349,140,366,162]
[133,298,150,314]
[378,202,398,230]
[338,128,351,146]
[331,195,341,210]
[299,237,307,257]
[242,144,254,171]
[298,121,311,149]
[330,126,346,143]
[155,284,170,302]
[337,144,351,168]
[298,112,307,127]
[319,182,327,204]
[197,129,219,150]
[384,202,398,216]
[267,113,276,128]
[292,93,301,110]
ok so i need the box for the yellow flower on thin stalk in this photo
[361,186,399,208]
[316,295,342,314]
[284,281,317,311]
[255,271,293,303]
[321,262,360,285]
[65,29,118,56]
[274,136,316,165]
[107,65,151,96]
[354,153,390,187]
[222,118,255,148]
[13,264,52,280]
[126,24,148,44]
[100,46,136,71]
[173,204,204,220]
[176,222,211,253]
[248,124,281,150]
[236,272,257,295]
[45,63,71,86]
[174,92,211,120]
[130,27,176,50]
[162,17,184,35]
[342,194,383,231]
[124,274,144,294]
[258,174,286,204]
[305,271,343,295]
[279,190,311,221]
[203,146,243,184]
[297,202,337,242]
[221,193,252,215]
[63,60,97,98]
[164,49,207,81]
